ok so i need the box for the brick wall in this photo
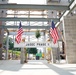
[64,16,76,63]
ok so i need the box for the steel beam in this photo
[0,4,69,11]
[56,0,75,26]
[9,32,44,35]
[0,26,50,29]
[0,17,59,22]
[7,14,47,16]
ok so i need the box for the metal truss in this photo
[0,4,69,11]
[0,17,59,22]
[0,25,50,30]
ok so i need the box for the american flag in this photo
[15,22,23,44]
[50,21,59,44]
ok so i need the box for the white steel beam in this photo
[0,17,59,22]
[0,26,50,29]
[0,4,69,11]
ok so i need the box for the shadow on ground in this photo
[0,60,23,71]
[43,62,74,75]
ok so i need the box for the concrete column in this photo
[43,31,46,60]
[63,16,76,63]
[0,48,3,60]
[27,10,30,59]
[52,48,58,63]
[42,11,46,60]
[0,29,2,60]
[0,29,4,60]
[5,34,9,60]
[20,48,25,64]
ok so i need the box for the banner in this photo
[14,39,58,48]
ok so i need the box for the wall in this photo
[63,16,76,63]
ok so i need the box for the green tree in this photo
[26,48,37,54]
[3,37,7,45]
[35,30,41,39]
[9,38,14,50]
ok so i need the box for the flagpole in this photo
[57,26,68,64]
[15,21,25,64]
[57,26,66,54]
[48,20,53,63]
[58,27,66,44]
[49,20,58,63]
[49,20,55,63]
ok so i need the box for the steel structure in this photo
[0,0,75,31]
[0,25,50,29]
[0,17,59,22]
[0,4,69,11]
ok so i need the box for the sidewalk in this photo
[0,60,76,75]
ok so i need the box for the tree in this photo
[8,38,14,50]
[35,30,41,39]
[26,48,37,54]
[3,37,7,45]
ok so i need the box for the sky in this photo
[8,0,46,4]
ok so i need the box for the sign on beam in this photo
[14,42,58,48]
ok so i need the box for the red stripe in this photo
[16,35,21,44]
[17,28,23,35]
[16,26,23,44]
[50,28,59,44]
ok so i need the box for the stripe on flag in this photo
[50,21,59,44]
[15,22,23,44]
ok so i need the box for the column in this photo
[20,48,25,64]
[5,33,9,60]
[52,48,58,63]
[63,16,76,63]
[0,29,4,60]
[43,31,46,60]
[42,11,46,60]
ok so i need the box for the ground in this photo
[0,60,76,75]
